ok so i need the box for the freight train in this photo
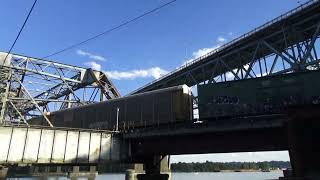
[198,70,320,119]
[29,85,193,130]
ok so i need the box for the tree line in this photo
[171,161,291,172]
[98,161,290,173]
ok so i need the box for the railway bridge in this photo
[0,0,320,180]
[127,0,320,179]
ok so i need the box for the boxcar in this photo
[29,85,193,130]
[198,70,320,119]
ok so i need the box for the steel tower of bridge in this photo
[0,52,120,127]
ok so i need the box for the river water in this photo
[14,171,283,180]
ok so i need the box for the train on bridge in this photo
[30,70,320,130]
[30,85,193,130]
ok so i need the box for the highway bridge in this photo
[0,0,320,180]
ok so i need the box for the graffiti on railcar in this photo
[211,96,239,104]
[198,70,320,119]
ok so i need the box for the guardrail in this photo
[131,0,319,94]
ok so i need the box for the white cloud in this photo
[225,64,251,80]
[228,32,233,36]
[83,58,168,80]
[105,67,169,80]
[76,50,106,61]
[180,45,221,68]
[84,61,102,71]
[181,45,220,66]
[192,45,221,59]
[180,35,231,68]
[217,36,227,43]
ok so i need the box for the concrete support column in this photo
[285,106,320,179]
[89,166,96,173]
[126,169,137,180]
[136,156,170,180]
[125,164,144,180]
[44,166,50,173]
[56,166,62,173]
[34,166,40,174]
[68,166,97,180]
[72,166,80,173]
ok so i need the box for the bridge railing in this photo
[131,0,319,94]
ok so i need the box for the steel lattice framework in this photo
[0,52,120,127]
[132,0,320,94]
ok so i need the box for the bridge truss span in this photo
[132,0,320,94]
[0,52,120,126]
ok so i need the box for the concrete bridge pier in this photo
[284,106,320,180]
[68,166,97,180]
[125,164,144,180]
[133,156,170,180]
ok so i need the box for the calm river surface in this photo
[13,171,283,180]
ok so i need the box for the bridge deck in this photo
[124,114,288,158]
[123,114,287,139]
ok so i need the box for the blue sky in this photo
[0,0,309,162]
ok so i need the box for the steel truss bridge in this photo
[132,0,320,94]
[0,0,319,180]
[128,1,320,179]
[0,52,120,127]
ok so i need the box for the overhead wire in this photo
[42,0,177,59]
[3,0,39,63]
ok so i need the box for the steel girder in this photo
[132,0,320,94]
[0,52,120,126]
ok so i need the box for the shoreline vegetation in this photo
[171,161,290,172]
[99,161,290,173]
